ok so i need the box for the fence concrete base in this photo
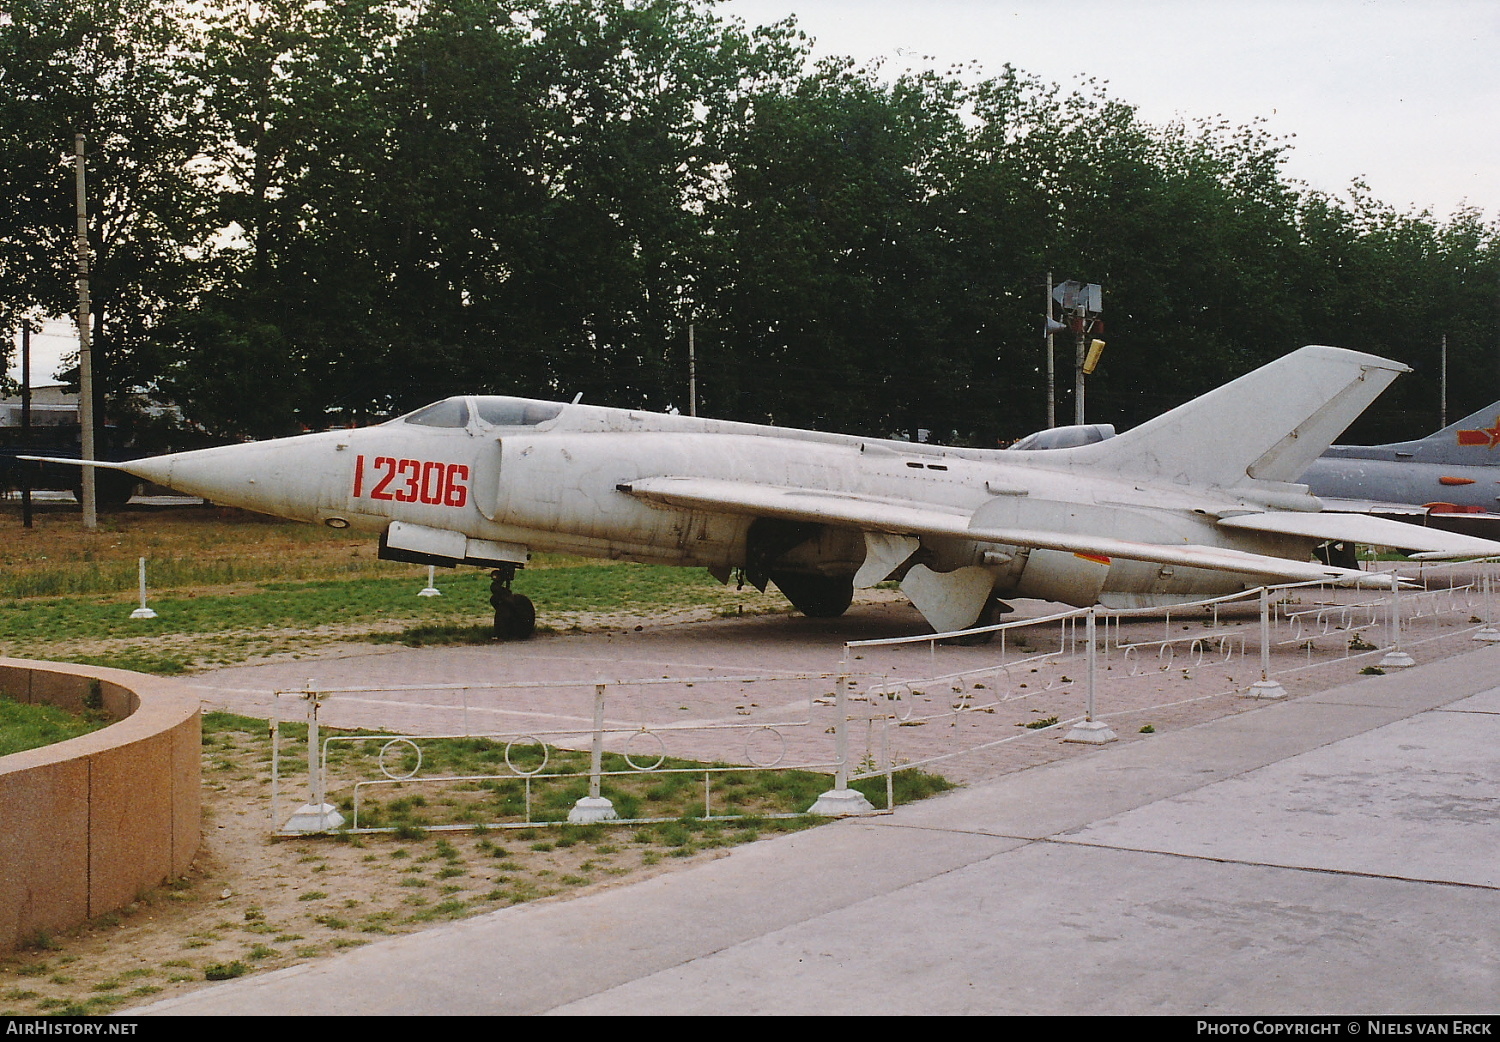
[1063,719,1118,744]
[568,796,619,823]
[808,787,874,815]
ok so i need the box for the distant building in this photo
[0,385,78,427]
[0,385,183,430]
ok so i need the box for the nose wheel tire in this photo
[491,592,536,640]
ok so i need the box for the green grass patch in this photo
[0,696,108,757]
[203,961,247,981]
[371,623,497,647]
[66,651,192,675]
[0,559,755,664]
[0,503,785,672]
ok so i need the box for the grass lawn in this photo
[0,501,785,673]
[0,696,107,757]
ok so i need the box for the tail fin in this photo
[1060,346,1409,489]
[1336,400,1500,464]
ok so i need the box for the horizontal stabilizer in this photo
[1217,511,1500,558]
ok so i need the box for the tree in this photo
[704,58,972,438]
[0,0,212,413]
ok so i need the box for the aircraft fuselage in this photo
[121,394,1314,619]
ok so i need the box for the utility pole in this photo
[20,320,32,529]
[1440,333,1448,428]
[1045,272,1055,429]
[74,133,97,530]
[1074,314,1087,425]
[1051,280,1104,426]
[688,323,697,417]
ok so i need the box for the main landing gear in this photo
[768,570,855,619]
[1315,539,1359,570]
[489,565,536,640]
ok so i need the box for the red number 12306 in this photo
[353,455,469,507]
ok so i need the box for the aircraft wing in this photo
[1308,497,1500,543]
[620,477,1366,585]
[1312,497,1429,518]
[1216,510,1500,559]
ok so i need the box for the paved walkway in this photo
[137,640,1500,1015]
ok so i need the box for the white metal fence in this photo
[264,559,1500,835]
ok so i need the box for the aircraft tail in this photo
[1059,346,1409,490]
[1415,401,1500,444]
[1342,399,1500,462]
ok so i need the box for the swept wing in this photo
[619,476,1372,585]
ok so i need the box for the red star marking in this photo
[1456,417,1500,448]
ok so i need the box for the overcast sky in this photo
[13,0,1498,387]
[722,0,1500,219]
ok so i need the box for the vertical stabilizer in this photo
[1057,346,1409,489]
[1325,399,1500,465]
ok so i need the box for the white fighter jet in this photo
[34,345,1500,638]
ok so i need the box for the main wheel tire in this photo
[769,571,854,619]
[510,594,536,639]
[492,599,514,640]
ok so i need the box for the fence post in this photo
[281,679,346,833]
[1474,561,1500,641]
[809,652,875,814]
[569,679,619,822]
[128,557,157,619]
[1065,608,1117,744]
[1246,586,1288,698]
[1380,567,1416,668]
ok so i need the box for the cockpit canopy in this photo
[395,396,564,430]
[1008,423,1116,451]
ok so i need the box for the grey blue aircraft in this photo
[1301,400,1500,514]
[30,346,1500,638]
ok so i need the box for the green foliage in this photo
[852,769,954,807]
[0,563,732,653]
[0,696,107,756]
[202,961,247,981]
[1,1,1492,439]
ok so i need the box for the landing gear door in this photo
[472,438,503,522]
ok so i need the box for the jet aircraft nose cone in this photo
[120,431,350,520]
[114,454,177,488]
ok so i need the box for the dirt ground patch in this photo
[0,707,830,1017]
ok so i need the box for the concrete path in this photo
[138,643,1500,1016]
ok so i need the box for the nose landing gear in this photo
[489,566,536,640]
